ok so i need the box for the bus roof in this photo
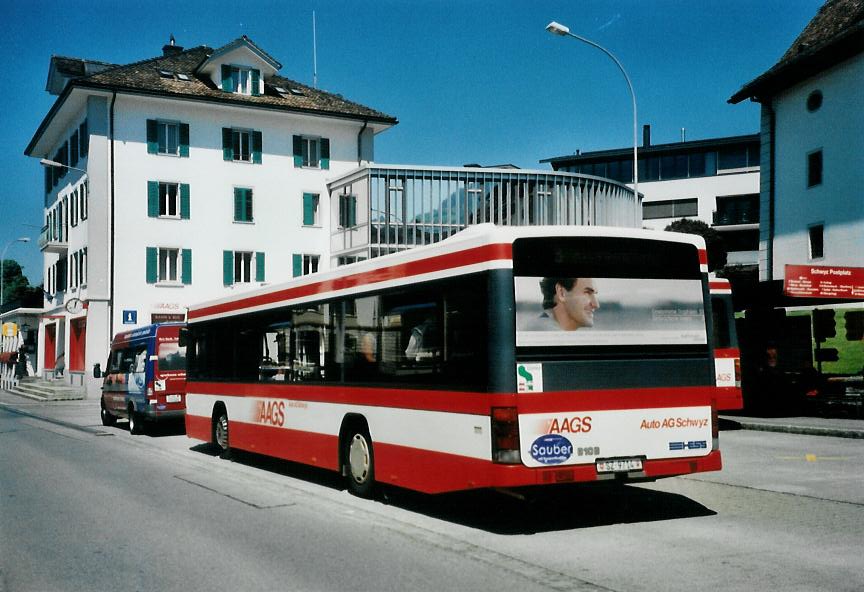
[188,225,707,323]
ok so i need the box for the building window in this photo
[807,150,823,188]
[302,193,319,226]
[145,247,191,285]
[147,120,189,157]
[293,254,320,277]
[339,195,357,228]
[222,128,262,163]
[234,251,253,283]
[231,67,252,95]
[160,183,179,217]
[642,198,698,220]
[80,181,88,221]
[293,135,330,169]
[233,130,251,162]
[223,250,264,285]
[159,248,180,283]
[809,224,824,259]
[806,90,823,112]
[234,188,254,222]
[714,194,759,226]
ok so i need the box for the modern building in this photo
[729,0,863,383]
[542,128,761,268]
[24,36,397,397]
[326,164,639,265]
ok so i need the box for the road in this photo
[1,399,862,592]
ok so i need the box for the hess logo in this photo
[545,415,592,434]
[255,401,285,427]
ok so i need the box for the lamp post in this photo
[40,158,88,176]
[1,237,31,307]
[545,21,639,207]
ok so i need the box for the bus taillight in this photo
[734,358,742,387]
[491,407,521,464]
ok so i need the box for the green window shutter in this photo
[79,120,89,157]
[222,128,233,161]
[320,138,330,170]
[181,249,192,285]
[179,123,190,157]
[349,196,357,227]
[147,181,160,217]
[255,252,265,282]
[146,119,158,154]
[234,188,245,222]
[146,247,158,284]
[303,193,315,226]
[251,69,261,96]
[180,184,190,219]
[221,65,232,92]
[292,254,302,277]
[223,251,234,286]
[252,131,262,164]
[293,135,303,167]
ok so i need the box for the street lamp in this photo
[546,21,639,204]
[40,158,87,176]
[1,237,31,307]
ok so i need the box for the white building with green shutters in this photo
[25,35,397,397]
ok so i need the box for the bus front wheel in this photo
[344,429,375,498]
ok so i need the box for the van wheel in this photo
[344,428,375,498]
[100,399,117,427]
[128,405,145,435]
[214,410,230,458]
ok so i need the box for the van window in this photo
[158,341,186,372]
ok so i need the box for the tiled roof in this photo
[51,56,119,77]
[70,44,397,123]
[730,0,864,103]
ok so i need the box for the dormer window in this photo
[221,65,261,96]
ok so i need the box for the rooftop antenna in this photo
[312,11,318,88]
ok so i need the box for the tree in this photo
[664,219,728,272]
[1,259,37,306]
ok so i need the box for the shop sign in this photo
[784,265,864,299]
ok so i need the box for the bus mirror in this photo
[93,363,102,379]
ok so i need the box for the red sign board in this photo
[784,265,864,299]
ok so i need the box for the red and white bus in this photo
[185,225,723,496]
[709,276,743,411]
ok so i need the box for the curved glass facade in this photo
[328,165,640,265]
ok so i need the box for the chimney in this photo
[162,34,184,56]
[642,124,651,148]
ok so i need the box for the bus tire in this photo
[213,406,231,459]
[100,398,117,427]
[344,426,375,498]
[128,404,145,435]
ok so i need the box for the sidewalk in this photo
[721,414,864,439]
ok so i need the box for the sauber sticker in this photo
[530,434,573,465]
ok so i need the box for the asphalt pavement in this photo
[2,387,863,439]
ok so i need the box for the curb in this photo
[723,419,864,440]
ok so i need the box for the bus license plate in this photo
[166,394,182,403]
[596,458,643,473]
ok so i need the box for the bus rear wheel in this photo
[344,429,375,498]
[214,409,230,458]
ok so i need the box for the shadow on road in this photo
[189,445,715,534]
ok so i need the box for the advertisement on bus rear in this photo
[514,277,706,347]
[518,407,713,468]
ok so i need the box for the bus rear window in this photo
[513,237,707,348]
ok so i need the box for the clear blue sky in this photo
[1,0,823,285]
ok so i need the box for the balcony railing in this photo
[38,224,68,253]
